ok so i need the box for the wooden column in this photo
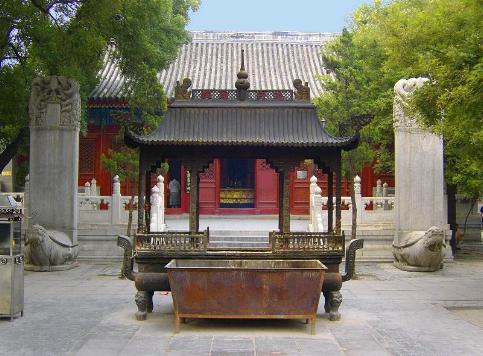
[137,156,146,233]
[145,170,151,233]
[278,170,284,232]
[276,164,292,234]
[189,166,200,234]
[327,168,334,233]
[335,158,342,234]
[282,168,291,234]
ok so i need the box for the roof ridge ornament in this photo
[235,49,250,100]
[174,78,192,100]
[293,79,310,101]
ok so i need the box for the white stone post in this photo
[376,179,382,197]
[84,181,91,196]
[308,176,318,232]
[311,186,324,232]
[90,178,97,196]
[382,182,388,197]
[354,175,363,224]
[111,175,121,225]
[149,175,166,232]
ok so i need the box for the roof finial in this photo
[235,49,250,100]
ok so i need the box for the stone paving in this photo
[1,244,483,356]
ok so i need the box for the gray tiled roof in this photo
[90,31,336,100]
[127,101,357,149]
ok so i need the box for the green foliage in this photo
[318,0,482,198]
[101,146,138,185]
[0,0,197,168]
[315,29,388,178]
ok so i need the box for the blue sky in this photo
[187,0,372,33]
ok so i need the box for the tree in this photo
[100,136,138,237]
[316,29,382,239]
[0,0,200,174]
[349,0,481,199]
[317,0,482,241]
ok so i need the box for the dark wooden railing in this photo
[135,230,209,252]
[269,232,345,253]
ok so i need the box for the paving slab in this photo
[1,248,483,356]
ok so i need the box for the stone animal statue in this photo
[24,224,79,270]
[393,226,446,272]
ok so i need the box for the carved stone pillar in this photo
[25,76,81,271]
[393,77,450,271]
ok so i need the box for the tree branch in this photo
[0,127,29,173]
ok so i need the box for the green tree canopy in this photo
[0,0,199,172]
[318,0,482,198]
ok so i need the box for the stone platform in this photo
[78,215,396,262]
[1,244,482,355]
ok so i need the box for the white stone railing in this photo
[10,175,395,229]
[309,175,395,231]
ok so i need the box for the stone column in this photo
[393,77,450,271]
[354,175,363,224]
[25,76,80,271]
[111,175,121,225]
[149,175,166,232]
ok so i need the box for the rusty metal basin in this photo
[166,259,327,334]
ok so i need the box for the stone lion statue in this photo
[24,224,79,271]
[393,226,446,272]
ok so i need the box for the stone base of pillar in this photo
[24,224,79,272]
[392,226,446,272]
[24,262,79,272]
[393,261,443,272]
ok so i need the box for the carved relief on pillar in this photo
[393,77,429,129]
[29,76,81,128]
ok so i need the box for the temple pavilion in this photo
[83,31,392,215]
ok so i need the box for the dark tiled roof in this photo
[90,31,335,99]
[127,101,357,149]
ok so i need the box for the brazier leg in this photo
[146,291,154,313]
[135,291,148,321]
[175,315,180,333]
[323,291,342,321]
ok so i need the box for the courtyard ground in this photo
[1,243,482,356]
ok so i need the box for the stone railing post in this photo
[84,181,91,196]
[90,178,97,195]
[383,182,390,210]
[354,175,363,224]
[308,176,318,232]
[312,186,324,232]
[149,175,166,232]
[111,175,121,225]
[376,179,382,197]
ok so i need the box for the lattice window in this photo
[247,90,293,101]
[79,139,95,174]
[199,162,215,181]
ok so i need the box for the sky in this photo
[187,0,372,33]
